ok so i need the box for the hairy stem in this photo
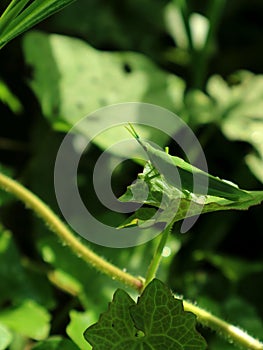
[182,298,263,350]
[0,172,143,291]
[1,172,262,348]
[144,224,172,289]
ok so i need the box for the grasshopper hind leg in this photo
[144,162,160,181]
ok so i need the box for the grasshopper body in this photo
[127,124,249,201]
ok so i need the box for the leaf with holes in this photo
[22,31,185,156]
[84,279,206,350]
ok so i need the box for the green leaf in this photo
[194,251,263,282]
[0,300,50,340]
[0,79,23,114]
[207,71,263,183]
[0,226,54,307]
[38,233,124,311]
[0,324,12,350]
[183,89,215,126]
[22,31,185,153]
[0,0,31,36]
[84,279,206,350]
[66,311,94,350]
[31,336,79,350]
[119,160,263,227]
[0,0,76,49]
[85,289,136,350]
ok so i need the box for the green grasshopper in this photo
[126,123,250,201]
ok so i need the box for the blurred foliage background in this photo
[0,0,263,349]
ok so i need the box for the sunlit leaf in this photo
[0,300,50,340]
[22,31,185,153]
[0,324,12,350]
[66,310,93,350]
[207,71,263,183]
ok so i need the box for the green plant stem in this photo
[175,0,193,51]
[144,224,172,289]
[1,172,262,349]
[191,0,226,89]
[0,172,143,291]
[182,298,263,350]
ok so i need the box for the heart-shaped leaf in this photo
[84,279,206,349]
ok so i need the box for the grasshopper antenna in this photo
[125,122,140,140]
[125,123,146,150]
